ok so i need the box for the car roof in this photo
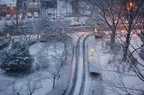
[70,22,81,26]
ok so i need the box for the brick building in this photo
[0,0,17,16]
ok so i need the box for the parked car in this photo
[27,13,32,18]
[51,16,56,20]
[5,14,11,20]
[33,12,39,18]
[6,20,13,26]
[69,22,82,27]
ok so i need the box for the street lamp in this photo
[129,2,133,7]
[6,33,10,38]
[62,29,66,34]
[127,2,134,11]
[90,49,94,56]
[40,32,45,40]
[93,28,98,33]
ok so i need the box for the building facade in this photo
[0,0,17,16]
[27,0,41,12]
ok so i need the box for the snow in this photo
[0,0,17,7]
[0,30,143,95]
[0,40,72,95]
[72,37,84,95]
[28,2,40,5]
[87,34,144,95]
[0,10,143,95]
[0,19,5,29]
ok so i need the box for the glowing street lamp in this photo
[19,14,22,19]
[6,33,10,38]
[62,29,66,34]
[127,2,134,11]
[130,2,133,7]
[10,7,14,10]
[93,28,98,33]
[90,49,94,56]
[40,32,44,35]
[40,32,45,40]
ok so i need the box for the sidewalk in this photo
[86,36,104,95]
[87,36,101,74]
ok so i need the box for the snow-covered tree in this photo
[0,41,34,72]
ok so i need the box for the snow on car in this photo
[27,13,33,18]
[5,14,11,20]
[69,21,82,27]
[33,12,39,18]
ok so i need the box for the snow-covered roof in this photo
[28,2,39,5]
[0,0,17,7]
[70,21,81,26]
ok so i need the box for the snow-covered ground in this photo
[0,40,72,95]
[0,30,143,95]
[0,19,5,30]
[87,34,144,95]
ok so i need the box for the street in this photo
[65,32,102,95]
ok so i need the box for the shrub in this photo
[0,41,34,72]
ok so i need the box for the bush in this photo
[0,41,34,72]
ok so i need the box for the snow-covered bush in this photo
[0,41,34,72]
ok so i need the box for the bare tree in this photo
[85,0,123,49]
[36,38,72,89]
[120,0,143,61]
[1,74,43,95]
[71,0,80,16]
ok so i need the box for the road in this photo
[65,32,94,95]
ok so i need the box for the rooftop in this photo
[0,0,17,7]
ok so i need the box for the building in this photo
[27,0,57,13]
[45,0,72,17]
[41,0,57,8]
[17,0,27,14]
[0,4,7,16]
[0,0,17,16]
[27,0,41,13]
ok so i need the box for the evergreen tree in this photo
[0,41,33,72]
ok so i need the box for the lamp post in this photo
[5,33,11,40]
[127,2,134,11]
[6,33,10,38]
[93,28,98,33]
[90,49,94,56]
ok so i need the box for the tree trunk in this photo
[52,78,56,89]
[123,29,131,61]
[123,18,132,61]
[110,27,116,49]
[71,0,79,16]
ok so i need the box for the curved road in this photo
[65,33,94,95]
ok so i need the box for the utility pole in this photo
[16,0,19,26]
